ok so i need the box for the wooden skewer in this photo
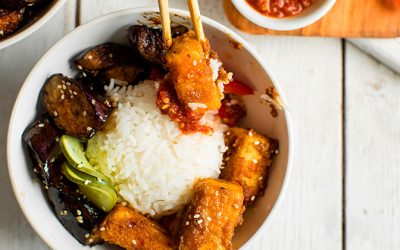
[187,0,206,43]
[158,0,172,49]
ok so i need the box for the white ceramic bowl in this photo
[0,0,66,50]
[7,8,292,250]
[232,0,336,31]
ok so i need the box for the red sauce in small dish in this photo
[246,0,316,18]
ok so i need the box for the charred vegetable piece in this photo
[75,43,145,85]
[42,74,110,138]
[60,134,110,183]
[177,178,245,250]
[218,93,247,127]
[23,116,63,186]
[220,127,278,205]
[90,205,175,249]
[0,8,24,38]
[62,162,117,212]
[127,25,188,64]
[47,176,106,245]
[75,43,135,70]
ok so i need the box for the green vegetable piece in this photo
[62,162,117,212]
[60,134,111,183]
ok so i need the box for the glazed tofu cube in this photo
[90,205,174,250]
[178,178,245,250]
[220,127,278,205]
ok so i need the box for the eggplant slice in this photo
[74,43,145,86]
[0,8,24,38]
[23,116,105,244]
[127,25,188,65]
[42,74,111,138]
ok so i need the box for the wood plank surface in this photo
[0,1,76,250]
[345,43,400,250]
[224,0,400,37]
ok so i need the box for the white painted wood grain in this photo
[0,1,76,250]
[345,43,400,250]
[349,38,400,75]
[81,1,343,250]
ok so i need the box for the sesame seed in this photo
[248,131,253,137]
[275,149,279,154]
[83,111,87,116]
[193,214,200,219]
[132,240,137,245]
[207,217,212,221]
[91,99,96,105]
[109,53,113,58]
[87,127,92,131]
[69,89,73,94]
[61,94,65,100]
[70,95,74,99]
[88,55,93,60]
[88,238,93,244]
[82,72,87,77]
[226,131,231,136]
[254,140,260,145]
[197,219,203,224]
[217,212,222,217]
[73,91,77,95]
[251,196,256,201]
[193,60,197,66]
[84,233,90,239]
[57,85,62,89]
[100,227,105,231]
[185,221,189,226]
[66,82,71,86]
[50,157,55,163]
[76,216,83,223]
[38,123,44,128]
[84,180,91,185]
[62,85,66,90]
[53,111,58,116]
[55,137,59,142]
[225,146,229,151]
[215,191,219,196]
[161,104,169,110]
[33,168,38,173]
[111,167,117,172]
[128,223,133,228]
[258,177,263,181]
[60,90,64,94]
[121,201,127,206]
[234,204,239,209]
[77,65,83,70]
[76,209,81,215]
[253,159,258,164]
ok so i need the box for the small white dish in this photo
[0,0,66,50]
[7,7,292,249]
[232,0,337,31]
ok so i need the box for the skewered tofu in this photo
[90,205,174,250]
[178,178,245,250]
[165,31,222,113]
[220,127,278,205]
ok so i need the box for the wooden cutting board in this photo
[223,0,400,37]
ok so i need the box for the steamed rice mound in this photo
[86,80,226,217]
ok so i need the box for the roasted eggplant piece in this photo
[23,116,105,244]
[127,25,188,64]
[47,175,105,245]
[74,43,145,86]
[0,8,24,38]
[23,116,62,186]
[42,74,111,138]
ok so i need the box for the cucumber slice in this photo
[60,134,110,183]
[62,162,117,212]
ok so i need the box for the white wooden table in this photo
[1,1,399,249]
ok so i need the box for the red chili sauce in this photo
[156,80,213,134]
[246,0,315,18]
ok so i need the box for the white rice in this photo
[86,80,226,217]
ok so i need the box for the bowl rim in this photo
[7,7,293,249]
[0,0,67,50]
[231,0,337,31]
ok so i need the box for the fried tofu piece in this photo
[91,205,174,250]
[178,178,245,250]
[165,31,222,113]
[0,8,24,38]
[220,127,278,205]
